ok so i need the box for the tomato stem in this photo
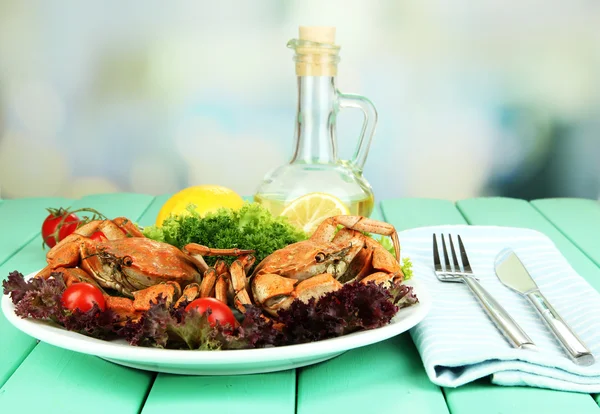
[42,207,110,250]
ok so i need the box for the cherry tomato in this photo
[61,283,106,313]
[89,231,108,242]
[185,298,236,328]
[42,209,80,248]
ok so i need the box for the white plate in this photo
[2,271,430,375]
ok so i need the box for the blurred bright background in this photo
[1,0,599,201]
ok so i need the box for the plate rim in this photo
[2,270,431,367]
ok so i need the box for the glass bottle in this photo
[254,26,377,217]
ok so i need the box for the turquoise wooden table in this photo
[1,194,600,413]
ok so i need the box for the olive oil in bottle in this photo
[254,26,379,218]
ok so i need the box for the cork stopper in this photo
[299,26,336,44]
[288,26,340,77]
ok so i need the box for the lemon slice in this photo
[156,185,244,226]
[281,193,350,234]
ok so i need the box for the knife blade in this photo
[495,249,595,366]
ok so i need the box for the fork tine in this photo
[441,234,451,272]
[458,235,472,273]
[433,234,442,272]
[448,234,460,273]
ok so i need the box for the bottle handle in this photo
[337,92,378,170]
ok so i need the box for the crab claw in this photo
[361,271,404,287]
[294,273,343,304]
[174,283,201,308]
[251,273,297,315]
[251,272,342,316]
[53,267,105,289]
[105,296,141,322]
[132,281,181,311]
[230,260,252,313]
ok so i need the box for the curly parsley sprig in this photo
[143,203,308,268]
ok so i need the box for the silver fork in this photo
[433,234,536,350]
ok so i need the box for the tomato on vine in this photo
[42,209,80,248]
[41,207,109,248]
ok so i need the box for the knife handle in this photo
[526,291,595,366]
[462,275,536,350]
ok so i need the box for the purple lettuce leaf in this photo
[3,271,67,321]
[276,280,416,344]
[3,270,418,350]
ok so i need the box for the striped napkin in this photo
[400,225,600,393]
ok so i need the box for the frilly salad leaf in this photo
[3,271,418,350]
[119,296,224,350]
[276,280,418,344]
[3,271,120,339]
[401,257,413,280]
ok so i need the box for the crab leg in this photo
[183,244,255,257]
[230,260,252,313]
[215,273,230,304]
[96,219,130,240]
[112,217,144,237]
[239,254,256,274]
[182,244,255,274]
[200,268,218,297]
[312,216,401,263]
[185,253,210,273]
[214,259,228,275]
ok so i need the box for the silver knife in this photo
[495,249,595,366]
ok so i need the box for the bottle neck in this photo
[290,76,338,164]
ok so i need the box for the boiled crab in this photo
[37,214,404,322]
[36,217,254,320]
[232,215,404,316]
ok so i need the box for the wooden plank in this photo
[447,379,598,413]
[140,194,297,414]
[381,198,466,229]
[0,193,156,413]
[531,198,600,288]
[297,334,443,413]
[0,197,71,267]
[295,202,454,414]
[458,197,600,291]
[0,197,71,386]
[136,194,172,227]
[441,197,600,414]
[529,198,600,406]
[0,343,152,413]
[142,371,295,414]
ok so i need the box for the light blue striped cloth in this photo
[400,225,600,393]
